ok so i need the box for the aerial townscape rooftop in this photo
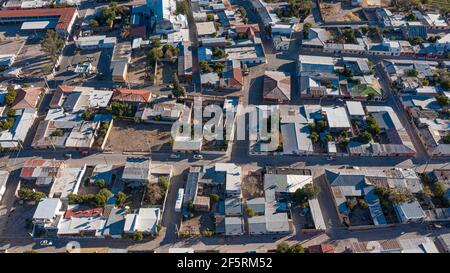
[0,0,449,263]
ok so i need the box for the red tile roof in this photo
[307,244,335,253]
[234,24,260,34]
[113,88,151,104]
[58,85,77,93]
[230,68,244,87]
[64,207,104,219]
[0,8,77,32]
[11,87,43,110]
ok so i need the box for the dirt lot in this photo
[242,174,264,199]
[179,212,215,236]
[104,120,172,152]
[320,3,362,22]
[14,38,52,77]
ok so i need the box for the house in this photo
[0,8,78,37]
[219,59,243,91]
[402,22,428,39]
[325,169,387,225]
[270,23,293,36]
[346,101,365,120]
[307,244,335,253]
[0,108,37,149]
[112,61,128,83]
[112,88,151,108]
[0,171,9,202]
[196,21,216,37]
[49,165,86,200]
[435,33,450,54]
[393,200,426,224]
[140,97,182,123]
[225,216,244,235]
[123,208,160,234]
[215,163,241,197]
[273,35,290,51]
[263,71,291,103]
[297,55,335,76]
[225,197,242,216]
[232,24,260,39]
[57,206,106,237]
[102,208,126,238]
[11,87,43,110]
[50,85,113,112]
[32,198,62,236]
[225,43,266,65]
[322,106,351,131]
[121,158,151,186]
[350,236,439,253]
[178,41,193,80]
[193,196,210,212]
[183,166,203,204]
[20,159,64,186]
[280,123,313,155]
[74,35,117,50]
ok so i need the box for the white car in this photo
[193,154,203,160]
[170,154,180,159]
[39,240,53,246]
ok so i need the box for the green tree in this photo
[276,242,290,253]
[310,132,319,143]
[89,19,99,28]
[6,108,16,118]
[158,176,170,192]
[239,7,247,18]
[116,191,127,206]
[95,179,106,188]
[246,208,256,217]
[132,230,143,241]
[51,129,64,137]
[444,134,450,144]
[346,197,358,210]
[175,0,189,15]
[210,194,219,202]
[172,82,185,98]
[213,62,225,74]
[5,87,16,106]
[149,47,163,63]
[207,14,214,21]
[290,244,305,253]
[406,69,418,77]
[151,38,161,48]
[199,61,212,73]
[441,78,450,90]
[436,95,449,107]
[324,134,333,142]
[358,131,372,144]
[212,47,225,59]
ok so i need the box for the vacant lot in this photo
[14,39,52,77]
[242,174,264,199]
[104,120,172,152]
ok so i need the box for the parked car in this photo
[64,153,72,159]
[170,154,180,159]
[39,240,53,246]
[193,154,203,160]
[79,150,89,156]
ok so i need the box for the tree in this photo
[346,197,358,210]
[294,184,321,207]
[172,82,185,98]
[199,61,212,73]
[342,29,356,43]
[290,244,305,253]
[42,30,65,63]
[324,134,333,143]
[276,242,290,253]
[162,44,179,59]
[5,87,16,106]
[358,131,372,144]
[206,14,214,21]
[316,120,327,132]
[239,7,247,18]
[246,208,256,218]
[175,0,189,15]
[6,108,16,118]
[406,69,418,77]
[159,176,170,192]
[95,179,106,188]
[436,94,449,107]
[213,62,225,74]
[116,191,127,206]
[132,230,143,241]
[89,19,99,28]
[441,78,450,90]
[149,47,163,63]
[81,109,94,121]
[433,181,446,197]
[310,132,319,143]
[51,129,64,137]
[212,47,225,59]
[444,134,450,144]
[151,38,161,48]
[358,199,369,209]
[210,194,219,202]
